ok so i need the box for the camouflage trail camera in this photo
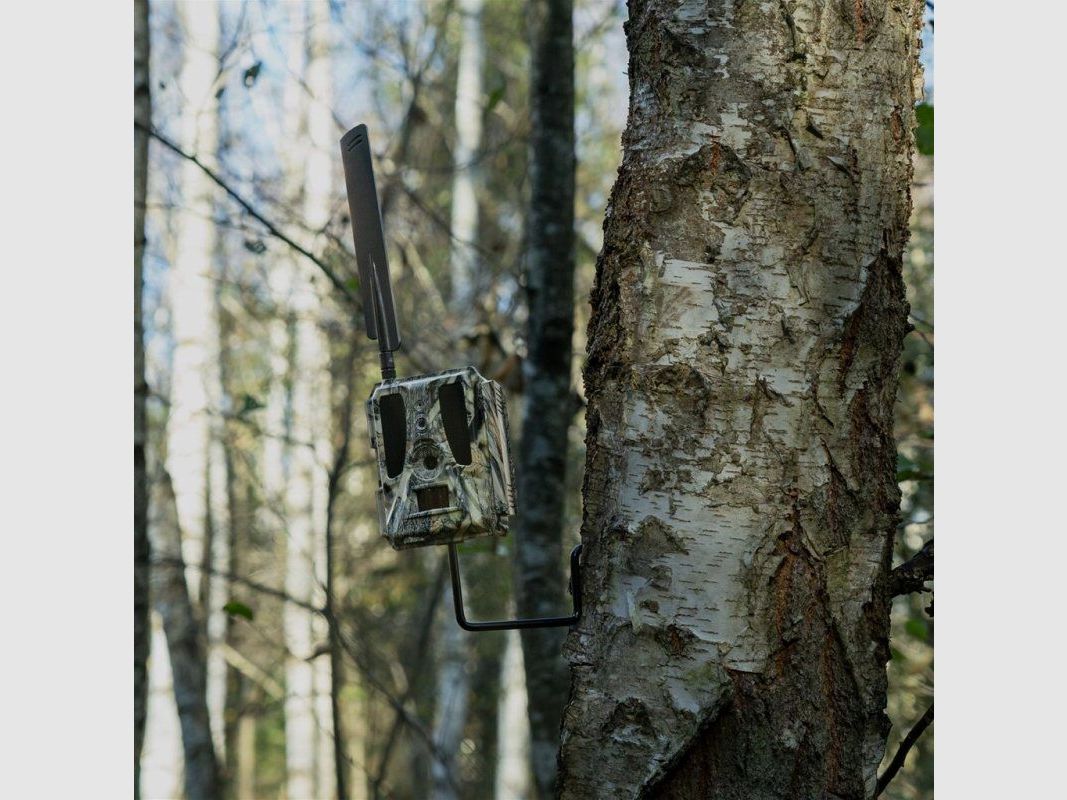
[340,123,580,631]
[367,367,516,550]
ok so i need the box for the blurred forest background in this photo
[134,1,933,798]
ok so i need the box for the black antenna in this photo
[340,124,400,379]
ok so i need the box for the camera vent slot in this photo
[415,485,450,511]
[378,393,407,478]
[438,382,472,465]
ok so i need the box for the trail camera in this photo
[366,367,516,549]
[340,124,579,631]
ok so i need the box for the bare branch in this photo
[153,555,458,789]
[370,556,449,798]
[875,704,934,797]
[136,121,359,307]
[150,556,319,614]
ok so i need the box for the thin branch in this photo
[370,556,449,798]
[219,642,284,699]
[325,610,462,795]
[890,538,933,597]
[875,704,934,797]
[149,556,319,614]
[137,121,358,307]
[153,554,456,788]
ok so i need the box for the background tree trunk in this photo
[431,2,485,797]
[150,1,225,794]
[493,630,531,800]
[515,0,576,796]
[448,0,485,309]
[133,1,151,796]
[151,471,223,800]
[166,0,223,620]
[300,4,345,797]
[279,4,337,798]
[559,0,921,797]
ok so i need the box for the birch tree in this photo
[146,1,225,795]
[494,631,531,800]
[151,472,223,800]
[432,1,485,797]
[303,3,357,797]
[274,3,339,798]
[133,1,151,795]
[448,0,486,310]
[558,1,922,797]
[514,0,576,796]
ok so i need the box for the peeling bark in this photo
[515,0,577,796]
[559,1,921,797]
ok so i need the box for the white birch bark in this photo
[558,1,922,797]
[166,0,222,612]
[279,6,319,797]
[141,616,182,800]
[146,2,224,793]
[494,629,531,800]
[205,426,230,761]
[303,3,350,798]
[448,0,485,309]
[279,3,343,798]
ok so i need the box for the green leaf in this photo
[905,618,927,639]
[896,452,932,482]
[346,276,360,293]
[238,394,265,416]
[486,85,506,114]
[914,102,933,156]
[223,601,254,621]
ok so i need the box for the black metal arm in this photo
[447,543,583,631]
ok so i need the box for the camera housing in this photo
[367,366,516,550]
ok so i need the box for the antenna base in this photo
[379,350,396,380]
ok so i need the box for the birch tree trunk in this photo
[302,4,355,797]
[167,0,222,619]
[151,471,223,800]
[448,0,485,309]
[432,2,486,796]
[494,630,531,800]
[134,1,151,795]
[514,0,576,796]
[154,1,225,794]
[559,1,921,797]
[277,4,337,799]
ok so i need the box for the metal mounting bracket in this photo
[446,543,583,632]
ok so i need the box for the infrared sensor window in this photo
[438,382,472,465]
[379,393,407,478]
